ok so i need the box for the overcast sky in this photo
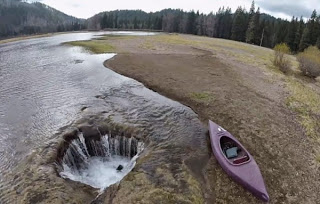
[34,0,320,19]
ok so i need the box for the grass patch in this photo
[154,34,200,46]
[140,40,156,50]
[286,77,320,138]
[97,35,136,41]
[64,40,115,54]
[190,92,211,102]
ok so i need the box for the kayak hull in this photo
[208,120,269,202]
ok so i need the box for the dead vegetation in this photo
[273,43,291,73]
[297,46,320,78]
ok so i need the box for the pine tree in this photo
[246,7,260,44]
[294,17,304,52]
[299,27,311,51]
[246,0,255,42]
[310,10,318,44]
[248,1,255,22]
[133,17,138,29]
[285,17,298,52]
[186,10,196,34]
[231,7,247,41]
[222,7,233,39]
[314,15,320,45]
[100,13,108,29]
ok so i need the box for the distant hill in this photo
[0,0,86,38]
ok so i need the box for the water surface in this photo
[0,32,205,198]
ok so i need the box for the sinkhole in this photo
[56,128,144,190]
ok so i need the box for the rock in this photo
[116,165,124,171]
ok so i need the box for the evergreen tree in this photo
[294,17,304,52]
[221,7,233,39]
[231,7,247,41]
[186,10,196,34]
[285,17,298,52]
[299,27,311,51]
[248,0,255,22]
[101,13,108,29]
[309,10,318,44]
[133,17,138,29]
[246,0,255,42]
[246,7,260,44]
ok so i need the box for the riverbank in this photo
[0,33,56,44]
[61,34,319,203]
[0,31,89,44]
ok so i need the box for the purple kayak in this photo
[208,120,269,202]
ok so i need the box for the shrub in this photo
[273,43,291,73]
[297,46,320,78]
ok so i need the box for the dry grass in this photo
[140,40,156,50]
[297,46,320,78]
[273,43,291,73]
[286,77,320,138]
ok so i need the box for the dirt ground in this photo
[102,34,320,203]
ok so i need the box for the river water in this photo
[0,32,206,201]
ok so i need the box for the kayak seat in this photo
[233,155,249,164]
[226,147,238,159]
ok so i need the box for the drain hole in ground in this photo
[56,130,144,190]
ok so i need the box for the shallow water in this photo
[0,31,205,202]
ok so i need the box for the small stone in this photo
[116,165,124,171]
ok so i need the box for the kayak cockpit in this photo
[220,136,250,165]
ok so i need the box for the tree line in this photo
[0,0,86,38]
[88,1,320,52]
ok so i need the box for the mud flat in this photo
[103,34,320,203]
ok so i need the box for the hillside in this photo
[0,0,85,38]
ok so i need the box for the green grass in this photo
[64,40,115,54]
[97,35,136,40]
[154,34,200,46]
[190,92,211,102]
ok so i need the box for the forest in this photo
[0,0,86,38]
[88,1,320,52]
[1,0,319,52]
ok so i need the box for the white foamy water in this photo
[59,133,143,190]
[60,155,138,189]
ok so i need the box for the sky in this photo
[33,0,320,20]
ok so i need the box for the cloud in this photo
[29,0,319,20]
[256,0,319,18]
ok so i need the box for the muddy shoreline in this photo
[103,34,320,203]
